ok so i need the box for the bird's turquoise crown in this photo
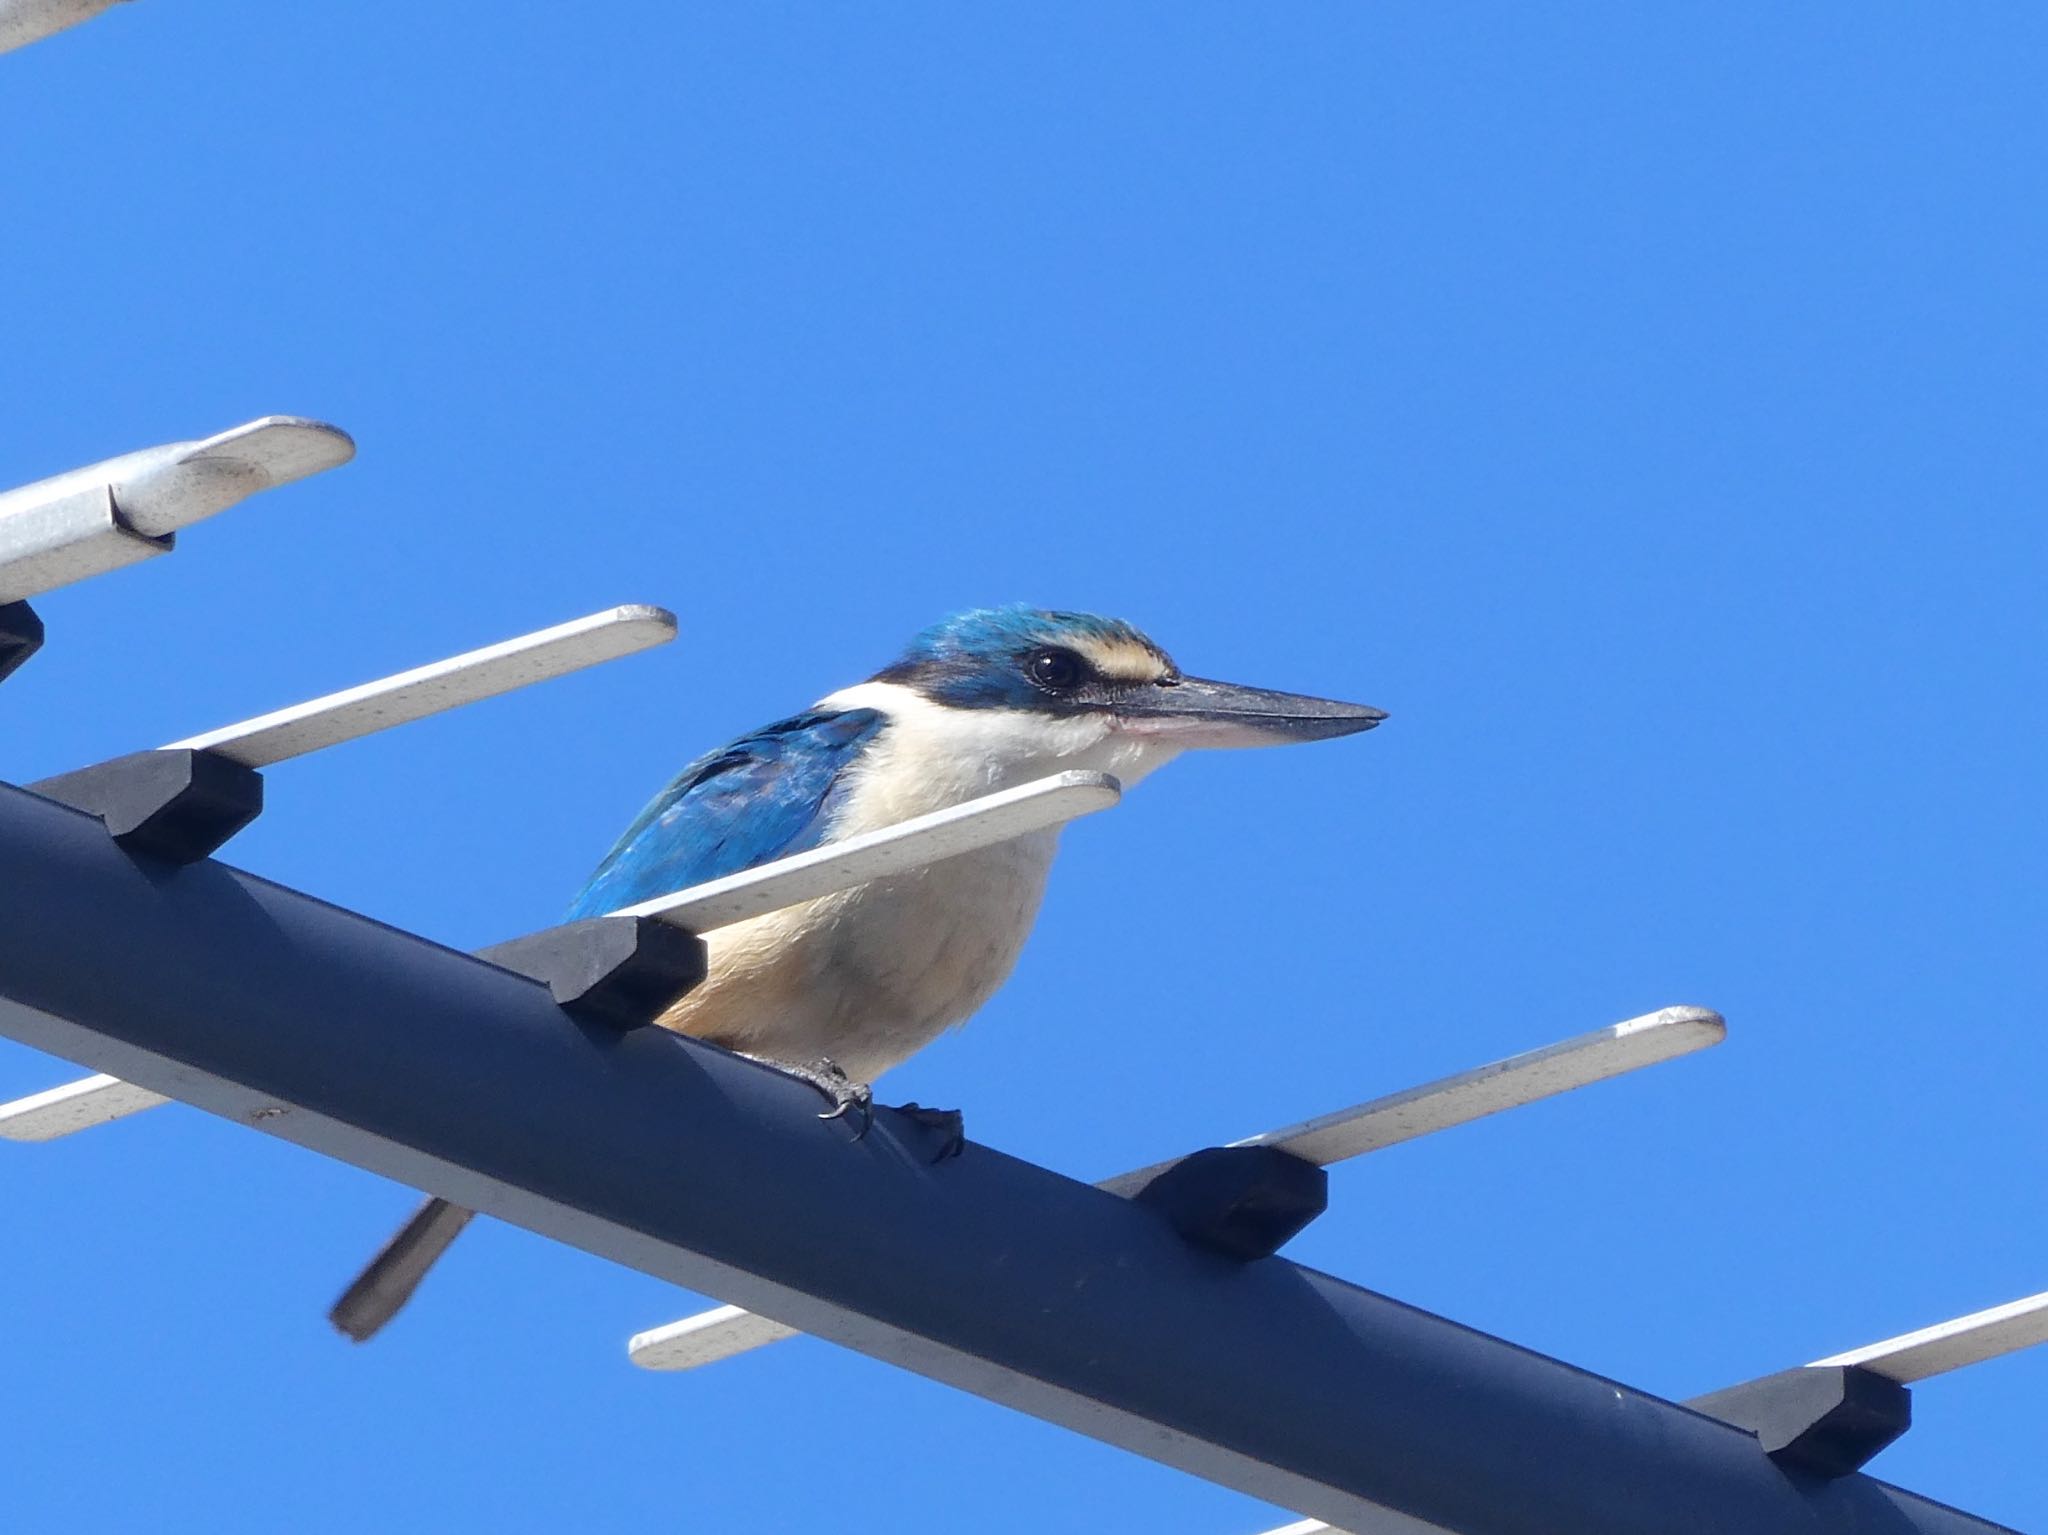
[873,605,1177,711]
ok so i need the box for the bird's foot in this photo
[892,1103,966,1161]
[739,1053,874,1138]
[810,1058,875,1137]
[732,1055,958,1156]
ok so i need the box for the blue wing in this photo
[566,707,888,919]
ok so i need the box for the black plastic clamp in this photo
[478,915,707,1031]
[1688,1364,1912,1478]
[1129,1145,1328,1260]
[0,601,44,686]
[32,747,264,865]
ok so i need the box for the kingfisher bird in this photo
[330,605,1385,1341]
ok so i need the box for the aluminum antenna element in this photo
[617,769,1122,932]
[0,417,354,604]
[1809,1290,2048,1384]
[167,605,677,767]
[0,0,131,55]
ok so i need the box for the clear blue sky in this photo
[3,5,2043,1531]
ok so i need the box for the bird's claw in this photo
[736,1052,874,1138]
[733,1054,962,1157]
[807,1057,874,1139]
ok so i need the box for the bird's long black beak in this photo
[1111,675,1387,748]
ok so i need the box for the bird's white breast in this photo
[659,681,1181,1080]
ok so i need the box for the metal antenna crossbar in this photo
[1260,1293,2048,1535]
[0,783,2010,1535]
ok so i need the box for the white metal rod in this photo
[0,1073,168,1142]
[0,417,355,537]
[627,1306,803,1370]
[1808,1290,2048,1384]
[0,0,128,55]
[629,1006,1723,1371]
[1101,1005,1724,1195]
[169,606,677,767]
[1,770,1121,1142]
[618,769,1121,932]
[0,417,354,603]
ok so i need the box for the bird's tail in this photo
[329,1196,476,1342]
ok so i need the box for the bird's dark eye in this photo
[1027,648,1084,691]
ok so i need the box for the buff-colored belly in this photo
[655,831,1058,1081]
